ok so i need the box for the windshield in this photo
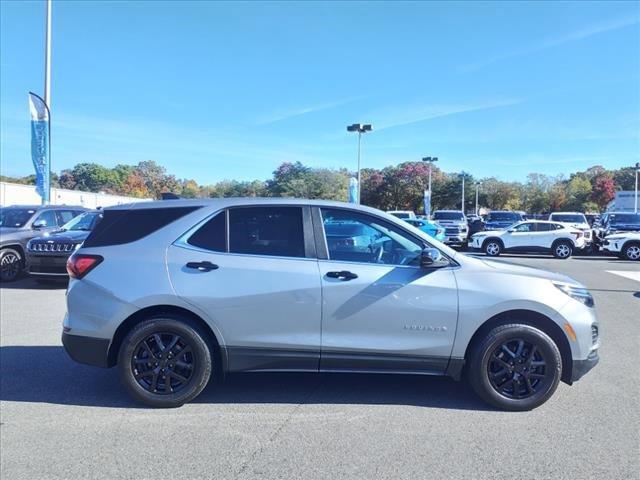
[487,212,520,222]
[608,214,640,225]
[0,207,37,228]
[61,211,102,231]
[433,212,464,221]
[550,214,587,223]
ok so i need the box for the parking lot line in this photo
[606,270,640,283]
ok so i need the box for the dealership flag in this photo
[423,190,431,215]
[348,177,358,203]
[29,93,50,203]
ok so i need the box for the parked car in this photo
[404,218,446,242]
[483,210,524,231]
[548,212,593,249]
[62,198,598,411]
[26,210,103,279]
[593,212,640,249]
[432,210,468,247]
[601,231,640,261]
[387,210,416,220]
[0,204,86,282]
[469,220,585,259]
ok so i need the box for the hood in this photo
[606,232,640,240]
[29,230,91,244]
[0,227,31,243]
[479,258,581,286]
[608,224,640,232]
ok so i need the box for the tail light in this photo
[66,254,103,279]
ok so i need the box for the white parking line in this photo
[606,270,640,283]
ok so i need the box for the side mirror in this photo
[32,219,47,229]
[420,248,450,269]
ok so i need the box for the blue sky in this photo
[1,1,639,184]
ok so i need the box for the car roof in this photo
[2,204,85,209]
[549,211,585,215]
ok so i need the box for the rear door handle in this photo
[186,261,219,272]
[326,270,358,281]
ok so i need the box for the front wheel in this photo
[467,324,561,411]
[483,240,502,257]
[552,241,573,259]
[622,242,640,261]
[118,316,212,407]
[0,248,23,282]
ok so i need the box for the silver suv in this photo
[62,199,599,410]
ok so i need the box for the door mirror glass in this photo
[420,248,449,268]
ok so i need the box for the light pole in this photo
[460,172,466,214]
[422,156,438,215]
[635,162,640,214]
[347,123,372,204]
[475,182,482,215]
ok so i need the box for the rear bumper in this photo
[571,350,599,383]
[62,331,111,368]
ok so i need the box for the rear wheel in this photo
[622,242,640,261]
[483,239,502,257]
[468,324,561,411]
[118,315,212,407]
[0,248,23,282]
[552,241,573,259]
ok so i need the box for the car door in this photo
[529,223,555,248]
[167,205,322,372]
[505,222,534,249]
[315,207,458,374]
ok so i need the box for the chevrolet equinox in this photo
[62,198,599,410]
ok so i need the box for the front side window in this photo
[511,222,534,232]
[34,210,57,227]
[321,208,423,266]
[229,207,305,258]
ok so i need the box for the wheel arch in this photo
[1,243,26,262]
[107,304,226,377]
[463,309,573,384]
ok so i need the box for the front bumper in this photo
[27,253,70,276]
[62,331,111,368]
[444,234,468,245]
[571,349,599,382]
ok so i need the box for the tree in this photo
[590,174,616,210]
[70,163,120,192]
[564,176,592,211]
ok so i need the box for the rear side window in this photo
[535,223,552,232]
[187,212,226,252]
[229,207,304,258]
[83,206,200,247]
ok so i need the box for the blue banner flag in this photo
[348,177,358,203]
[29,92,50,203]
[423,190,431,216]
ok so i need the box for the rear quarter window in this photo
[83,206,201,247]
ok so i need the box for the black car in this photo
[26,210,103,279]
[593,212,640,248]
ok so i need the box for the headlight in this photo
[553,282,594,308]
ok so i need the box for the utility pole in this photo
[475,182,482,215]
[460,172,466,214]
[44,0,52,204]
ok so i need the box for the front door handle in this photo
[326,270,358,281]
[186,261,219,272]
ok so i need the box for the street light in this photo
[421,156,438,194]
[347,123,372,204]
[635,162,640,214]
[460,172,466,214]
[475,182,482,216]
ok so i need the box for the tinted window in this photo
[321,208,423,266]
[433,212,464,221]
[56,210,79,225]
[535,223,553,232]
[0,207,36,227]
[34,210,57,227]
[550,214,586,223]
[188,212,226,252]
[229,207,304,258]
[487,212,519,221]
[84,206,200,247]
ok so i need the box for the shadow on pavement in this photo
[0,345,491,411]
[0,277,67,290]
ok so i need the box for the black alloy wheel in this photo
[0,249,22,282]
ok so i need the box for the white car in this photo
[601,232,640,260]
[470,220,586,259]
[548,212,593,247]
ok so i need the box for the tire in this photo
[0,248,23,282]
[118,315,212,408]
[552,240,573,259]
[483,239,502,257]
[622,242,640,261]
[467,324,561,411]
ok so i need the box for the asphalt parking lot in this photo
[1,254,638,480]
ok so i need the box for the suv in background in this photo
[26,210,103,280]
[593,212,640,249]
[548,212,593,250]
[469,220,585,259]
[0,205,86,282]
[432,210,468,247]
[484,210,524,230]
[62,198,599,410]
[601,231,640,261]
